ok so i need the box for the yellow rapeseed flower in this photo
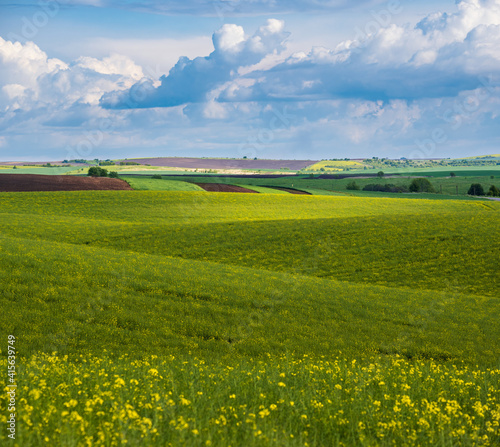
[64,399,78,408]
[259,409,270,418]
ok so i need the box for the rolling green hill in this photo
[0,191,498,357]
[0,191,499,446]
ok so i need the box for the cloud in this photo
[0,37,146,114]
[0,36,154,154]
[210,0,500,103]
[0,37,67,90]
[83,36,214,73]
[100,19,289,109]
[76,54,144,80]
[100,0,500,112]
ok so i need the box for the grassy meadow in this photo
[123,177,205,191]
[0,166,77,175]
[0,190,499,445]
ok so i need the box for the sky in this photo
[0,0,500,161]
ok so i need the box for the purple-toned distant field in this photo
[128,158,317,170]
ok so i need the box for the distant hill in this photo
[462,154,500,159]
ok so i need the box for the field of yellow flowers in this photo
[305,160,368,171]
[1,354,499,446]
[0,191,499,445]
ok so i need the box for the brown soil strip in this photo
[260,186,311,195]
[0,174,132,192]
[194,183,259,193]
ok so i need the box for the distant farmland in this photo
[128,157,317,170]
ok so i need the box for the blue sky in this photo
[0,0,499,161]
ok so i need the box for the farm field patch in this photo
[124,177,205,191]
[306,160,368,171]
[126,157,316,170]
[0,166,77,175]
[393,169,500,178]
[0,174,131,191]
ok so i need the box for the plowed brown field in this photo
[0,174,132,192]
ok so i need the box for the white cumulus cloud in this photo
[223,0,500,102]
[0,38,147,113]
[100,19,289,109]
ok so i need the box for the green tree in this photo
[467,183,485,196]
[409,178,436,193]
[450,172,456,177]
[88,167,108,177]
[108,171,119,178]
[346,181,360,191]
[487,185,500,197]
[377,171,384,178]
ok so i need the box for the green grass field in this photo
[0,166,77,175]
[123,177,205,191]
[0,191,499,446]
